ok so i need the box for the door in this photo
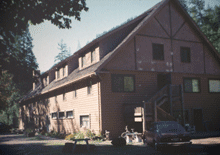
[157,73,171,90]
[193,109,204,131]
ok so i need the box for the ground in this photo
[0,133,220,155]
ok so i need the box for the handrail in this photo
[157,106,176,121]
[147,84,169,103]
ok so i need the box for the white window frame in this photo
[58,111,65,119]
[66,110,74,118]
[51,112,57,119]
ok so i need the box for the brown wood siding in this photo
[172,73,220,130]
[100,71,159,138]
[49,78,100,134]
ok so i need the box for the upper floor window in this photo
[152,43,164,60]
[82,55,86,68]
[57,70,60,79]
[63,66,66,77]
[63,92,66,101]
[183,78,200,93]
[180,47,191,63]
[55,96,58,103]
[87,81,92,94]
[209,79,220,93]
[73,89,77,98]
[112,74,135,92]
[91,49,95,63]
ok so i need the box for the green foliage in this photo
[181,0,220,53]
[54,39,71,63]
[85,129,95,139]
[65,134,76,140]
[75,131,84,139]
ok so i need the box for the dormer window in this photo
[56,64,68,80]
[82,55,86,68]
[91,49,95,63]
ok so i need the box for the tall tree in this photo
[180,0,220,53]
[54,39,71,63]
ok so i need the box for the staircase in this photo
[143,84,184,131]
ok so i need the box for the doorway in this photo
[193,109,204,131]
[157,73,171,90]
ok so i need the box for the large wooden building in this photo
[19,0,220,139]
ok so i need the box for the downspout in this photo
[96,72,102,134]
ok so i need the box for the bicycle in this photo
[120,126,135,139]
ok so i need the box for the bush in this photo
[111,137,126,147]
[65,134,75,140]
[85,130,95,139]
[75,131,84,139]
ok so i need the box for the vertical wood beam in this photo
[180,84,185,126]
[169,2,174,72]
[134,37,137,70]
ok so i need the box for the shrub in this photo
[85,130,95,139]
[65,134,75,140]
[75,131,84,139]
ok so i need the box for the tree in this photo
[180,0,220,53]
[54,39,71,63]
[0,0,88,68]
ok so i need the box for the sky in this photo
[29,0,220,72]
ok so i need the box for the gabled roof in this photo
[20,0,220,103]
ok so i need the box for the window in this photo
[184,78,200,93]
[152,43,164,60]
[80,115,90,128]
[66,110,74,118]
[112,74,135,92]
[57,70,60,79]
[209,79,220,93]
[58,112,65,119]
[63,66,65,77]
[82,55,86,67]
[180,47,191,63]
[87,81,92,94]
[91,50,95,63]
[55,96,57,103]
[63,93,66,101]
[52,112,57,119]
[73,89,77,98]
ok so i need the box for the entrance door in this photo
[157,73,171,90]
[193,109,204,131]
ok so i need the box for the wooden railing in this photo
[157,106,176,121]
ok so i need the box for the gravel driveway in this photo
[1,133,220,155]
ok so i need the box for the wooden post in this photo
[180,84,185,127]
[154,101,157,122]
[143,102,146,132]
[168,84,173,116]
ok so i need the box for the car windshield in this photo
[156,122,185,133]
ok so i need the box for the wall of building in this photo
[48,77,100,134]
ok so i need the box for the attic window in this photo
[91,49,95,63]
[152,43,164,60]
[82,55,86,67]
[180,47,191,63]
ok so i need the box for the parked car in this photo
[0,122,12,133]
[143,121,191,150]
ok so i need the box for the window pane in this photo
[209,80,220,92]
[112,75,124,92]
[124,76,134,92]
[80,115,89,128]
[192,79,199,92]
[66,111,73,118]
[52,113,57,118]
[181,47,191,62]
[59,112,65,118]
[184,79,192,92]
[152,43,164,60]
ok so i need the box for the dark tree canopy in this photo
[0,0,88,50]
